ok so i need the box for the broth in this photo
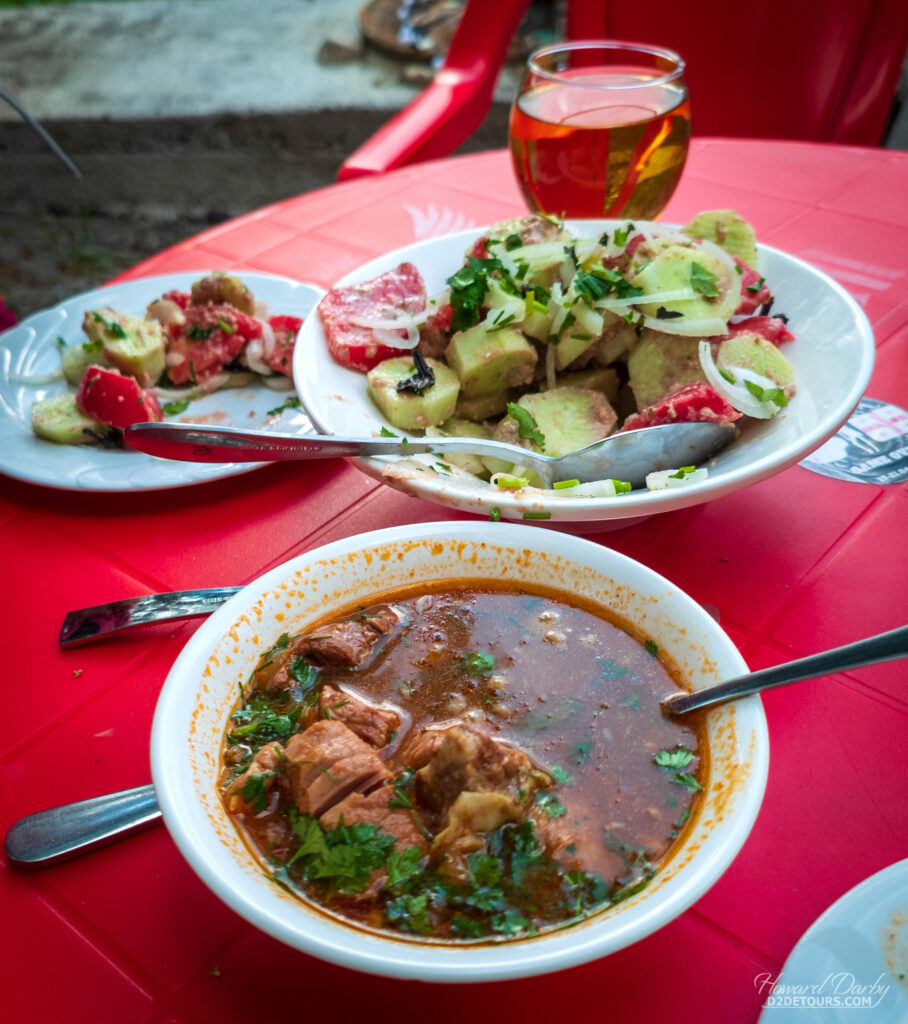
[219,582,703,942]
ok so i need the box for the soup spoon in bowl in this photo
[5,624,905,868]
[123,420,734,489]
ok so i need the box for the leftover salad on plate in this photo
[316,210,796,495]
[26,272,304,446]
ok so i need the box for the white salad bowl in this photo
[293,221,874,525]
[151,521,768,982]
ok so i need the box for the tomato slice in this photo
[165,304,259,385]
[318,262,426,372]
[264,314,304,376]
[75,365,163,430]
[619,382,742,432]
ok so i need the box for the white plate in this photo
[759,859,908,1022]
[294,222,875,524]
[0,272,324,492]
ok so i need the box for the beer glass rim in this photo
[526,40,686,88]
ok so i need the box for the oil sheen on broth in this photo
[509,71,691,220]
[219,583,703,942]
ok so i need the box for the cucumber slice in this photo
[61,341,110,386]
[82,308,166,387]
[31,392,106,445]
[683,210,759,269]
[542,366,619,404]
[627,332,711,409]
[718,334,796,392]
[444,323,537,397]
[428,417,493,478]
[631,244,738,322]
[455,389,513,421]
[513,387,618,459]
[367,356,459,431]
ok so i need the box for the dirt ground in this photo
[0,105,510,322]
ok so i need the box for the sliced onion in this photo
[152,372,232,402]
[146,298,185,326]
[636,313,727,336]
[254,299,271,319]
[592,287,697,313]
[646,467,709,490]
[261,375,294,391]
[372,326,420,350]
[243,337,272,376]
[698,340,780,419]
[9,367,64,385]
[253,317,276,360]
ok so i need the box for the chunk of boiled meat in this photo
[223,740,285,812]
[296,605,403,669]
[318,685,400,747]
[431,790,525,881]
[619,381,742,432]
[320,785,428,853]
[318,262,427,372]
[266,605,403,688]
[726,315,794,345]
[414,724,538,827]
[282,720,391,816]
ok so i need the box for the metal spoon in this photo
[124,420,735,489]
[8,624,905,868]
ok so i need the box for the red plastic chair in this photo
[338,0,908,181]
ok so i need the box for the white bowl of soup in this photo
[151,521,768,981]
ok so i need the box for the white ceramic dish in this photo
[759,859,908,1022]
[294,221,875,524]
[0,271,324,492]
[151,521,769,981]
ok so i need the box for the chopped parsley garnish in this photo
[266,396,302,416]
[446,256,500,332]
[489,505,501,522]
[746,276,766,294]
[654,745,702,791]
[571,740,593,763]
[744,379,787,407]
[503,233,524,251]
[550,765,574,786]
[690,262,719,297]
[90,311,127,339]
[506,402,545,449]
[185,325,214,341]
[534,790,567,818]
[380,425,397,437]
[600,658,628,679]
[81,338,104,353]
[161,399,191,416]
[462,651,495,675]
[614,224,634,247]
[644,638,660,656]
[240,770,281,812]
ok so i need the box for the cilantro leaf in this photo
[506,402,545,449]
[462,651,495,675]
[534,790,567,818]
[654,746,694,770]
[550,765,574,786]
[690,262,719,297]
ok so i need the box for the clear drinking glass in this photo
[509,40,690,220]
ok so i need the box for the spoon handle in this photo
[59,586,243,646]
[665,623,908,714]
[4,784,161,868]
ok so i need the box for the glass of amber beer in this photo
[509,41,690,220]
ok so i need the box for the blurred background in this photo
[2,0,906,324]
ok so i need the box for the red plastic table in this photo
[2,141,906,1023]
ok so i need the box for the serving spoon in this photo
[123,420,735,489]
[7,624,905,868]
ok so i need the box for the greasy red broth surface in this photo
[219,582,703,941]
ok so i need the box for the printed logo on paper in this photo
[800,398,908,485]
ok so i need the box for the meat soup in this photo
[219,583,703,942]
